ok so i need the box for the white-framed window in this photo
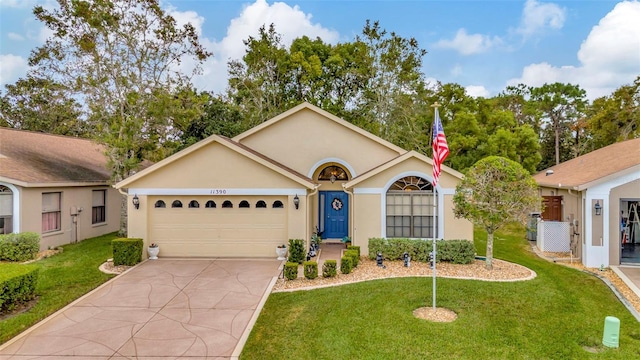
[92,190,106,224]
[42,192,61,232]
[386,176,436,238]
[0,185,13,234]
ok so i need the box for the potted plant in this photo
[341,236,352,248]
[276,244,287,260]
[147,243,159,260]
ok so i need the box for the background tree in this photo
[453,156,539,269]
[179,94,244,149]
[528,83,587,169]
[0,76,86,136]
[29,0,211,234]
[587,76,640,150]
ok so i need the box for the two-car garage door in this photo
[148,195,287,257]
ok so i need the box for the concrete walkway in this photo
[0,259,280,359]
[611,265,640,300]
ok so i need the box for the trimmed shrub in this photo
[303,261,318,280]
[0,232,40,262]
[345,249,359,268]
[0,263,39,313]
[112,238,143,266]
[368,238,475,264]
[340,256,353,274]
[284,262,298,280]
[322,260,337,278]
[288,239,306,264]
[347,245,360,258]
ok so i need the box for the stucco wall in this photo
[18,185,119,250]
[126,142,305,190]
[238,108,402,177]
[353,193,382,256]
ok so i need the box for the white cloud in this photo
[0,54,28,88]
[465,85,490,98]
[507,1,640,100]
[7,32,24,41]
[170,0,340,94]
[433,29,501,55]
[516,0,566,38]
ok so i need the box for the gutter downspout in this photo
[342,183,354,245]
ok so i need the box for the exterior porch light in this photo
[293,194,300,210]
[132,194,140,210]
[594,201,602,216]
[330,173,337,183]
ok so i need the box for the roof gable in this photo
[115,135,316,190]
[0,127,110,186]
[534,138,640,189]
[233,102,406,154]
[345,150,463,188]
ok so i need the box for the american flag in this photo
[432,108,449,187]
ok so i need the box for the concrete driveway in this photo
[0,259,281,359]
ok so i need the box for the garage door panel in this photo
[148,196,288,257]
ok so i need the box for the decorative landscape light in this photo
[293,194,300,210]
[594,200,602,216]
[132,194,140,210]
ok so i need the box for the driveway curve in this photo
[0,259,280,359]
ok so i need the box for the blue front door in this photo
[321,191,348,239]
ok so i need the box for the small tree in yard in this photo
[453,156,540,269]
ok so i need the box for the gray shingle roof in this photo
[534,137,640,189]
[0,127,111,185]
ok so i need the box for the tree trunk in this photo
[119,193,128,237]
[555,123,560,165]
[485,231,494,269]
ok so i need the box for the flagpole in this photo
[431,102,440,310]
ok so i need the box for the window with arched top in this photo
[188,200,199,208]
[386,176,436,238]
[205,200,216,208]
[154,200,166,208]
[318,165,348,182]
[256,200,267,208]
[239,200,250,208]
[172,200,183,208]
[272,200,284,208]
[222,200,233,208]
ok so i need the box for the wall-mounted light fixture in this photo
[293,194,300,210]
[132,194,140,210]
[594,200,602,216]
[330,173,337,183]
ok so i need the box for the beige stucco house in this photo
[534,137,640,267]
[115,102,473,258]
[0,127,121,250]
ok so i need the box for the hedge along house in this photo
[0,127,121,250]
[533,137,640,268]
[115,102,473,258]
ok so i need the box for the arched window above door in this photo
[318,165,348,183]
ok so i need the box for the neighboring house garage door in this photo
[148,196,287,257]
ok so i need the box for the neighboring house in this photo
[533,138,640,267]
[0,127,121,250]
[115,102,473,257]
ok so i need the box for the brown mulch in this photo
[273,258,535,292]
[99,260,133,274]
[413,307,458,322]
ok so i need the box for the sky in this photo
[1,0,639,100]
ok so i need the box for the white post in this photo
[432,185,437,309]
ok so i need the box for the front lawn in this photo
[242,226,640,359]
[0,233,117,344]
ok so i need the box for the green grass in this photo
[0,232,117,344]
[242,225,640,359]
